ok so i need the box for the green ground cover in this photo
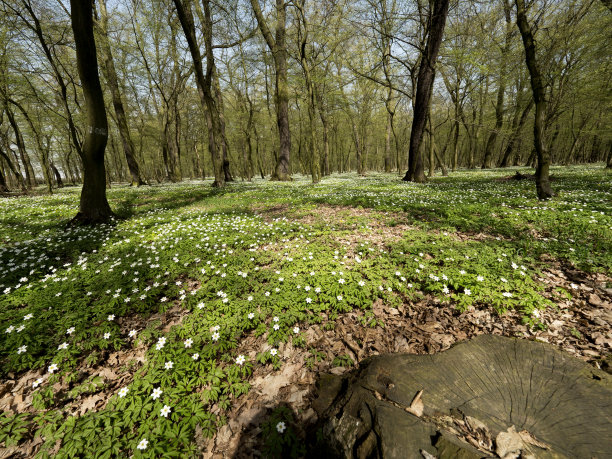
[0,165,610,457]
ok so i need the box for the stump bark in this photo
[309,335,612,458]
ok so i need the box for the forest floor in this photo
[0,165,611,458]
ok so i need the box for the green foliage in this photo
[0,166,609,456]
[260,406,305,459]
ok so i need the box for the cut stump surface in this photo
[310,335,612,458]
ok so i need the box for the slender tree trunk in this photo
[0,144,26,191]
[482,0,512,169]
[350,119,364,175]
[403,0,449,183]
[606,144,612,168]
[251,0,291,181]
[499,99,533,167]
[384,91,394,173]
[173,0,224,187]
[0,161,7,192]
[212,73,233,182]
[428,108,435,177]
[4,105,34,188]
[70,0,113,223]
[51,163,63,187]
[515,0,554,199]
[319,109,330,176]
[40,136,53,194]
[97,0,144,186]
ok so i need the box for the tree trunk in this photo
[427,102,437,177]
[0,144,26,191]
[482,1,512,169]
[70,0,113,223]
[384,91,394,173]
[320,109,330,176]
[173,0,225,187]
[0,161,7,192]
[251,0,291,181]
[97,0,144,186]
[515,0,554,199]
[351,119,364,175]
[606,144,612,168]
[51,163,63,187]
[213,72,233,182]
[499,99,533,167]
[403,0,449,183]
[4,105,34,188]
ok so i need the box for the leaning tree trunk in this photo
[403,0,449,183]
[515,0,554,199]
[97,0,144,186]
[70,0,113,224]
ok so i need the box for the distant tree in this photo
[403,0,449,183]
[250,0,292,181]
[515,0,554,199]
[482,0,513,169]
[96,0,144,186]
[172,0,225,187]
[70,0,113,223]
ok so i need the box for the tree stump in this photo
[309,335,612,458]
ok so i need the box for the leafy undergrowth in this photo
[0,166,610,457]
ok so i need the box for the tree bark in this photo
[96,0,144,186]
[403,0,449,183]
[251,0,291,181]
[51,162,63,187]
[515,0,554,200]
[70,0,113,223]
[428,107,435,177]
[482,0,512,169]
[172,0,225,187]
[4,104,35,188]
[0,143,26,191]
[499,99,533,167]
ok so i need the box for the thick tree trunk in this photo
[251,0,291,181]
[515,0,554,200]
[97,0,144,186]
[70,0,113,223]
[403,0,449,183]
